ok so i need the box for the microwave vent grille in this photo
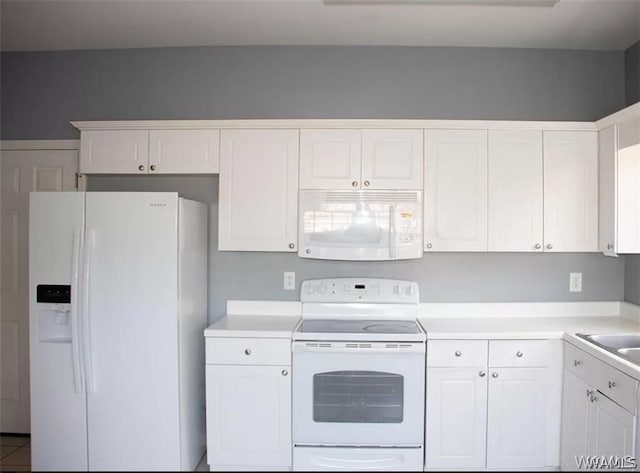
[301,190,422,203]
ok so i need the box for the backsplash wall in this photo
[2,45,636,320]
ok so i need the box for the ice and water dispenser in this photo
[36,284,72,342]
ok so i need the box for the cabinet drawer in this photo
[489,340,549,367]
[206,337,291,365]
[564,341,638,413]
[427,340,488,367]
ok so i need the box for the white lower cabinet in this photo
[205,337,292,470]
[425,339,561,471]
[560,342,638,471]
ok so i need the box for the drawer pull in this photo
[608,381,617,389]
[586,389,594,397]
[574,359,582,367]
[454,351,462,357]
[282,369,288,376]
[516,351,523,358]
[479,371,486,377]
[244,349,252,355]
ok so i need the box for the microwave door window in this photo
[304,203,390,248]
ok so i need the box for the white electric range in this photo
[292,278,426,471]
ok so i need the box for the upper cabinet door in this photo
[598,126,617,255]
[488,130,543,252]
[79,130,149,174]
[149,130,220,174]
[361,129,423,190]
[299,129,361,189]
[543,131,598,252]
[424,129,488,252]
[219,129,299,252]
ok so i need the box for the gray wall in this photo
[1,45,632,320]
[625,41,640,106]
[0,46,626,140]
[626,256,640,305]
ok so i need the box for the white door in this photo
[361,129,423,190]
[1,148,77,434]
[219,129,299,251]
[587,391,636,460]
[149,129,220,174]
[543,131,598,252]
[299,129,361,189]
[425,368,487,470]
[424,129,488,251]
[486,367,547,469]
[598,125,618,255]
[84,192,181,470]
[560,370,591,471]
[79,130,149,174]
[488,130,543,252]
[206,364,291,467]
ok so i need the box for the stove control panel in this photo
[301,278,419,304]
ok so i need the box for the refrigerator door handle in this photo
[70,229,85,393]
[81,228,96,393]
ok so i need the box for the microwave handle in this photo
[389,204,396,259]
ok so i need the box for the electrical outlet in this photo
[569,272,582,292]
[284,271,295,290]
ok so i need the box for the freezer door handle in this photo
[81,228,96,393]
[70,229,85,393]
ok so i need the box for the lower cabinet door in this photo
[425,367,488,470]
[486,367,547,469]
[560,370,591,471]
[205,364,291,468]
[588,391,636,462]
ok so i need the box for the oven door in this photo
[292,341,425,447]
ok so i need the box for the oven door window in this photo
[313,371,403,423]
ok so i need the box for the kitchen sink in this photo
[576,333,640,366]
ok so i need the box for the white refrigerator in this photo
[29,192,208,471]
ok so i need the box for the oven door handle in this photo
[293,342,425,354]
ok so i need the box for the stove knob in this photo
[405,286,414,296]
[393,284,402,295]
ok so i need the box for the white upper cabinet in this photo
[79,129,220,174]
[79,130,149,174]
[218,129,299,252]
[424,129,488,252]
[543,131,598,252]
[299,129,423,190]
[488,130,544,252]
[299,129,361,189]
[361,129,423,189]
[149,129,219,173]
[599,118,640,255]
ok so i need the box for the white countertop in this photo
[418,315,640,340]
[204,314,300,339]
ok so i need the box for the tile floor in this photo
[0,435,30,472]
[0,436,208,472]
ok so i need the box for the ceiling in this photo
[1,0,639,52]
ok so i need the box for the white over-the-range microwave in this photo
[298,189,423,261]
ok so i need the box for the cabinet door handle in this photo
[138,165,145,172]
[426,243,433,249]
[289,243,295,249]
[244,349,251,355]
[363,180,370,187]
[454,350,462,357]
[516,351,523,358]
[150,164,157,171]
[607,243,613,250]
[492,372,499,378]
[608,381,616,389]
[352,181,358,187]
[586,389,594,397]
[546,243,553,250]
[479,371,486,377]
[534,243,542,250]
[281,369,288,376]
[574,359,583,367]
